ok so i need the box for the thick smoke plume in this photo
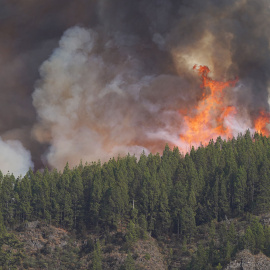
[32,26,199,168]
[1,0,270,171]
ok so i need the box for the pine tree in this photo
[181,205,196,239]
[244,226,255,253]
[224,240,234,264]
[170,162,188,236]
[228,223,237,245]
[233,166,247,215]
[251,218,265,253]
[89,163,103,228]
[257,159,270,213]
[218,173,230,220]
[125,221,137,248]
[196,242,207,269]
[0,174,16,226]
[0,209,24,269]
[123,252,135,270]
[70,168,84,229]
[100,159,118,227]
[28,169,49,220]
[246,161,258,211]
[92,240,102,270]
[113,159,129,231]
[156,182,170,234]
[264,226,270,256]
[138,214,148,239]
[46,168,60,225]
[58,165,73,228]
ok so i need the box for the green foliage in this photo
[122,252,135,270]
[138,214,148,239]
[144,253,151,260]
[92,240,102,270]
[125,221,138,249]
[0,232,25,269]
[2,131,270,268]
[264,226,270,256]
[244,226,255,252]
[196,242,207,268]
[251,217,265,253]
[216,263,222,270]
[1,131,270,234]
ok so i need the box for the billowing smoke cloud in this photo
[32,26,199,168]
[1,0,270,171]
[0,137,33,177]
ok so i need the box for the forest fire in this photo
[255,110,270,136]
[180,65,238,145]
[180,65,270,146]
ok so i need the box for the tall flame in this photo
[180,65,238,145]
[180,65,270,146]
[254,110,270,136]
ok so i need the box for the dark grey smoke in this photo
[1,0,270,170]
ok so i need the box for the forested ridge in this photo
[1,130,270,269]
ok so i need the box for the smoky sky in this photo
[1,0,270,172]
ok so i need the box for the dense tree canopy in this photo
[1,131,270,268]
[1,131,270,232]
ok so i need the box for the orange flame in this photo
[180,65,238,145]
[254,110,270,136]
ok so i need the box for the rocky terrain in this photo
[225,250,270,270]
[7,216,270,269]
[13,221,166,270]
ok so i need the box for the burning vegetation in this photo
[180,65,270,147]
[1,0,270,172]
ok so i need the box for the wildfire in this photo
[255,110,270,136]
[180,65,238,145]
[180,65,270,146]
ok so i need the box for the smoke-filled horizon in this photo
[1,0,270,174]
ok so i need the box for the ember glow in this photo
[180,65,270,146]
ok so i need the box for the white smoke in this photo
[32,26,198,169]
[34,24,260,171]
[0,137,33,177]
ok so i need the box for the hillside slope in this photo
[225,250,270,270]
[6,213,270,269]
[13,221,166,270]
